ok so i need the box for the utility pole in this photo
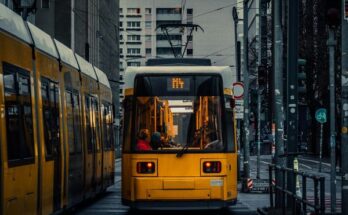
[286,0,299,202]
[273,0,285,207]
[232,6,242,180]
[256,0,268,180]
[243,0,250,182]
[341,1,348,214]
[328,28,337,215]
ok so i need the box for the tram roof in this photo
[0,3,32,44]
[124,66,236,89]
[54,39,79,69]
[93,66,111,88]
[27,22,59,58]
[75,54,97,80]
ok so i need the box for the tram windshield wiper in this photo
[176,143,191,158]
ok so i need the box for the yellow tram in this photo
[0,5,115,215]
[122,62,238,210]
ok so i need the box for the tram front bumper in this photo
[122,199,237,210]
[125,176,237,209]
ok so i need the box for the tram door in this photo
[92,98,102,191]
[85,96,96,196]
[41,80,62,212]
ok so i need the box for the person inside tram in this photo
[136,129,152,151]
[150,131,162,150]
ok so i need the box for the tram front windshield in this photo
[133,75,225,152]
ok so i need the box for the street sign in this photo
[315,108,327,124]
[232,82,244,99]
[234,99,244,119]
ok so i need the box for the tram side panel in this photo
[0,33,39,215]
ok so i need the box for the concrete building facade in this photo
[119,0,238,103]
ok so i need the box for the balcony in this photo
[126,27,141,31]
[156,40,182,48]
[156,14,182,21]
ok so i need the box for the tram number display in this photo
[167,77,190,91]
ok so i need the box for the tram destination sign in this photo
[167,77,190,92]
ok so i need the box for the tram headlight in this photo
[203,161,221,173]
[137,162,155,174]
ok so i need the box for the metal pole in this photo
[273,0,285,207]
[319,123,323,172]
[232,7,242,180]
[328,28,336,214]
[257,89,261,179]
[286,0,299,202]
[341,1,348,214]
[243,0,250,181]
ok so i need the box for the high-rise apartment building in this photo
[119,0,236,104]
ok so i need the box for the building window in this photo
[157,47,181,55]
[145,8,152,14]
[127,62,141,67]
[41,0,49,8]
[127,8,140,15]
[145,21,152,28]
[156,20,181,28]
[120,49,123,54]
[127,35,141,41]
[127,21,141,28]
[146,48,152,54]
[157,34,182,41]
[145,35,152,41]
[120,8,123,14]
[119,22,123,27]
[187,35,193,41]
[187,8,193,15]
[120,75,123,80]
[119,89,123,94]
[127,48,141,55]
[187,49,193,55]
[120,34,123,40]
[156,8,182,14]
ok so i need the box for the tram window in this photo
[132,75,225,152]
[73,93,82,153]
[3,63,34,165]
[66,91,75,154]
[41,78,60,159]
[85,96,94,153]
[102,103,114,150]
[92,98,101,152]
[66,90,82,154]
[122,96,133,152]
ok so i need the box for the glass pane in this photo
[66,91,75,154]
[132,75,224,152]
[4,73,15,90]
[73,93,82,153]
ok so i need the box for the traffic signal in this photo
[298,59,307,104]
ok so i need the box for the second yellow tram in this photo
[122,64,237,210]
